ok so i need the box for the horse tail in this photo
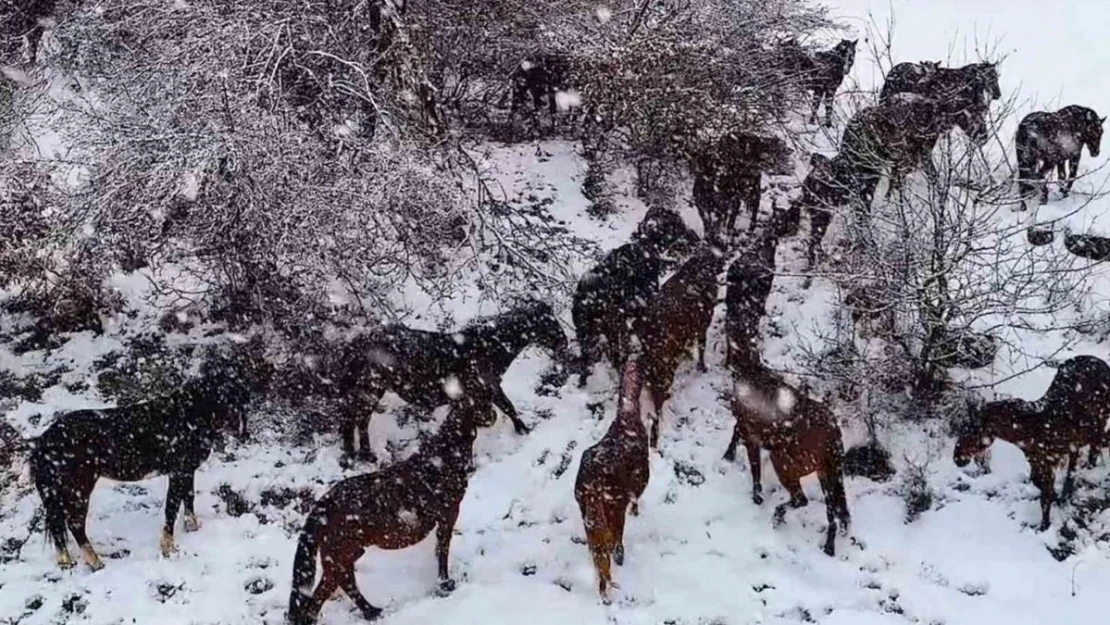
[288,511,324,624]
[29,443,68,555]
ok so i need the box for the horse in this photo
[574,359,650,601]
[724,208,796,369]
[878,61,942,104]
[287,390,496,624]
[781,39,858,127]
[953,355,1110,531]
[840,93,991,209]
[30,351,260,571]
[690,131,793,244]
[1016,105,1106,204]
[797,152,854,271]
[573,207,698,388]
[635,245,726,447]
[508,53,571,125]
[329,298,567,460]
[724,360,850,555]
[879,61,1001,107]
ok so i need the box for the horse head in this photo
[515,298,568,357]
[952,402,992,468]
[636,206,699,256]
[837,39,858,73]
[978,62,1002,101]
[1082,107,1105,157]
[758,135,795,177]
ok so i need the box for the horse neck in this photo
[981,402,1038,444]
[466,312,536,372]
[422,410,476,474]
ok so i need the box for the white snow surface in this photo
[5,2,1110,625]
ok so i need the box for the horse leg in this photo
[823,90,835,127]
[1064,155,1081,197]
[302,562,344,625]
[743,176,761,233]
[161,474,187,558]
[585,521,615,601]
[576,324,598,388]
[1029,459,1056,532]
[808,90,821,125]
[606,324,628,377]
[1062,450,1078,501]
[491,385,529,435]
[612,502,628,566]
[63,480,103,571]
[746,440,764,505]
[772,474,808,528]
[646,385,667,449]
[806,207,831,271]
[1038,162,1055,203]
[179,473,200,532]
[817,468,849,556]
[339,568,382,621]
[435,503,462,593]
[695,326,708,373]
[36,479,74,569]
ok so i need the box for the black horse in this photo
[879,61,1001,107]
[1016,105,1106,204]
[573,207,698,387]
[508,53,571,123]
[690,131,793,244]
[840,94,991,208]
[797,152,854,270]
[30,351,261,570]
[781,39,858,127]
[329,299,567,460]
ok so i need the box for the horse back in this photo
[34,404,212,482]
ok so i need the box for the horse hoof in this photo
[752,493,764,506]
[160,530,178,558]
[513,422,532,435]
[436,579,456,596]
[184,514,201,533]
[722,451,736,463]
[613,545,625,566]
[823,543,835,557]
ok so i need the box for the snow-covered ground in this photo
[5,1,1110,624]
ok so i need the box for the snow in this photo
[5,2,1110,625]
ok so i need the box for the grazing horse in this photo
[953,355,1110,531]
[690,131,793,243]
[840,94,990,208]
[509,53,570,123]
[879,61,1001,107]
[1016,105,1106,204]
[573,207,698,387]
[330,299,567,459]
[636,245,726,447]
[575,359,649,601]
[724,208,796,368]
[287,391,496,624]
[30,356,257,570]
[724,361,850,555]
[781,39,858,127]
[797,152,854,270]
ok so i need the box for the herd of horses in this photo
[16,36,1110,625]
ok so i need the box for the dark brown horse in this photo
[287,390,496,624]
[781,39,858,127]
[573,207,698,387]
[327,299,567,460]
[575,359,649,601]
[796,152,854,270]
[690,131,793,244]
[508,52,571,127]
[840,93,991,209]
[635,245,726,447]
[30,350,260,570]
[724,208,796,369]
[879,61,999,106]
[954,355,1110,531]
[724,361,850,556]
[1016,105,1105,204]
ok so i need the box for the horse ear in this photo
[1101,116,1107,124]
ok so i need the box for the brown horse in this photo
[287,389,496,624]
[724,361,850,555]
[635,245,726,447]
[574,359,650,601]
[953,355,1110,531]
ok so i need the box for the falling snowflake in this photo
[595,6,613,23]
[444,376,464,399]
